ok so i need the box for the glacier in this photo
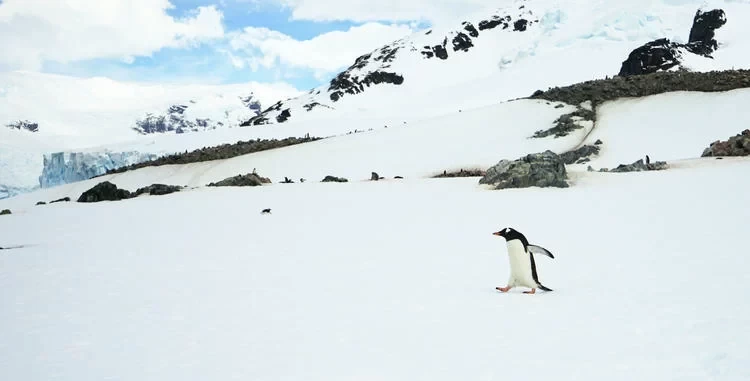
[39,151,160,188]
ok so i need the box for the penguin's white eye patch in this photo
[505,228,511,233]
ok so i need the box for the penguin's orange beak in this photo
[492,231,502,236]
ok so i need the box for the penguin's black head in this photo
[492,227,519,241]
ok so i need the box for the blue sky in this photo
[0,0,434,90]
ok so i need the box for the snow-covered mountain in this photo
[0,72,301,196]
[242,0,750,126]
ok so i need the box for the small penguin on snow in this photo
[493,227,555,294]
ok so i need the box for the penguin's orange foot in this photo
[523,288,536,294]
[496,286,511,292]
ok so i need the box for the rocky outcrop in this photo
[607,159,669,172]
[560,145,601,165]
[618,9,726,76]
[329,71,404,102]
[104,136,320,175]
[532,108,595,138]
[530,70,750,108]
[322,175,348,183]
[702,129,750,157]
[0,209,11,215]
[276,109,291,123]
[433,169,486,178]
[688,9,727,56]
[6,120,39,132]
[618,38,683,77]
[479,151,568,189]
[133,184,183,197]
[50,197,71,203]
[77,181,132,203]
[207,173,271,187]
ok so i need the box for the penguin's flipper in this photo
[528,244,554,259]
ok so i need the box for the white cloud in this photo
[274,0,493,25]
[226,22,413,76]
[0,0,225,70]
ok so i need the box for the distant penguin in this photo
[261,208,272,214]
[492,227,554,294]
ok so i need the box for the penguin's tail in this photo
[538,284,553,292]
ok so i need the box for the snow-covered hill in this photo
[2,87,750,380]
[242,0,750,126]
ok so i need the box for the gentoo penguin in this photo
[493,227,554,294]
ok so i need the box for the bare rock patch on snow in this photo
[479,150,568,190]
[702,129,750,157]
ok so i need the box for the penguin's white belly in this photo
[506,240,537,288]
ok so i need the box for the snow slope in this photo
[2,80,750,380]
[1,159,749,381]
[2,88,747,208]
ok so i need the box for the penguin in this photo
[492,227,554,294]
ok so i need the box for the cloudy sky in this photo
[0,0,493,90]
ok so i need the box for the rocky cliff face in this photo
[618,9,727,77]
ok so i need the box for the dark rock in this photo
[463,22,479,37]
[688,9,726,56]
[50,197,71,203]
[394,176,404,179]
[478,15,511,30]
[276,109,291,123]
[702,129,750,157]
[594,139,603,145]
[371,172,380,181]
[281,177,295,184]
[77,181,132,202]
[618,9,726,77]
[559,145,601,165]
[6,120,39,132]
[533,108,595,138]
[208,173,271,187]
[610,159,669,172]
[479,151,568,189]
[513,19,529,31]
[133,184,183,197]
[303,102,328,112]
[36,201,46,206]
[329,71,404,102]
[1,209,11,215]
[422,38,449,60]
[452,32,473,52]
[618,38,682,77]
[433,169,486,178]
[322,175,348,183]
